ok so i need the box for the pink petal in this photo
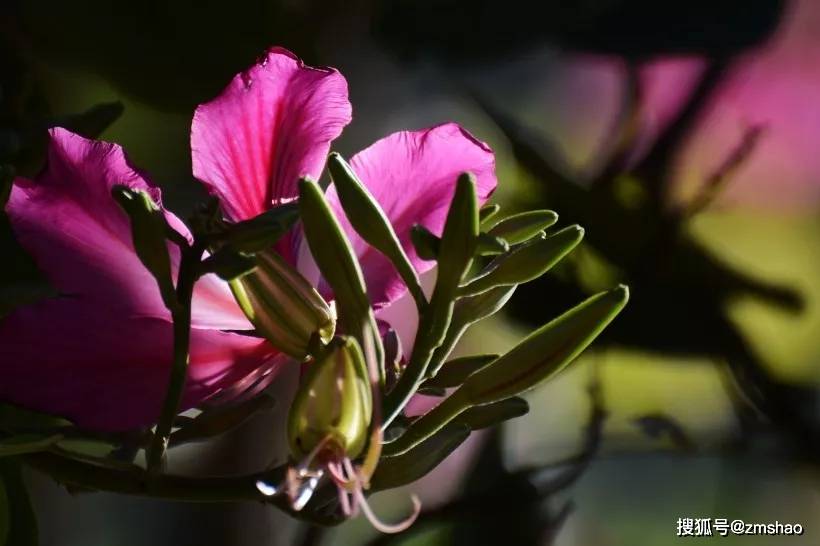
[191,48,351,257]
[0,299,279,431]
[0,129,281,430]
[324,123,497,308]
[6,128,249,331]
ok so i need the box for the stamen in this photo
[353,487,421,534]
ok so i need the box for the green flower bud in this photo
[287,337,372,460]
[112,185,179,313]
[486,209,558,245]
[230,249,334,359]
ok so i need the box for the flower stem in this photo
[146,242,203,474]
[24,452,339,525]
[382,293,453,427]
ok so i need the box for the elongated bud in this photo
[460,225,584,297]
[478,203,501,226]
[288,337,372,460]
[112,185,179,312]
[463,285,629,404]
[230,249,334,359]
[436,173,479,294]
[487,210,558,245]
[328,153,426,310]
[383,285,629,457]
[298,178,385,383]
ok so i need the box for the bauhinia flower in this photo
[0,47,497,438]
[0,129,280,431]
[190,47,496,323]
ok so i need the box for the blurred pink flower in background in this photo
[636,0,820,208]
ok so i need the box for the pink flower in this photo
[191,48,497,308]
[0,48,497,432]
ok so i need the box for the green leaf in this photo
[371,424,470,491]
[460,225,584,297]
[171,394,276,445]
[486,210,558,245]
[478,203,501,226]
[200,247,257,281]
[422,354,498,389]
[463,285,629,405]
[215,203,299,253]
[410,224,440,261]
[112,185,179,312]
[454,397,529,430]
[475,233,509,256]
[0,460,37,546]
[298,178,383,374]
[328,153,426,310]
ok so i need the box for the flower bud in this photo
[230,249,335,359]
[287,337,372,460]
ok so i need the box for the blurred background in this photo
[3,0,820,544]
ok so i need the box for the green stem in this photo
[382,293,453,427]
[382,390,470,457]
[146,242,203,474]
[24,452,341,525]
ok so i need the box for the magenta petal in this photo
[324,123,497,308]
[191,47,352,229]
[0,300,279,431]
[6,128,249,331]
